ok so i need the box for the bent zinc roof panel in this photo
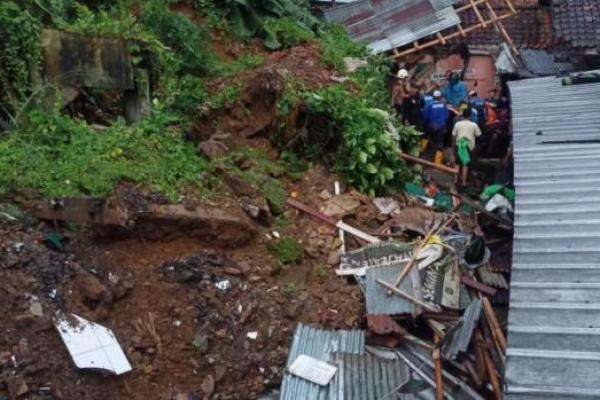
[506,72,600,399]
[321,0,460,53]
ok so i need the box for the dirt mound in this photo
[188,45,335,145]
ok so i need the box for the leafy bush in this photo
[140,1,218,77]
[0,2,42,102]
[263,16,315,49]
[318,24,367,71]
[207,0,319,49]
[302,57,420,196]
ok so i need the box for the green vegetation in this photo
[0,105,206,200]
[0,2,42,103]
[0,0,417,201]
[268,237,304,265]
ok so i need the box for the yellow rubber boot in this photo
[435,150,444,165]
[420,138,429,152]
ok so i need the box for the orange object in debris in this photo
[290,190,300,199]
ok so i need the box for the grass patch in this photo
[267,237,304,265]
[0,108,207,200]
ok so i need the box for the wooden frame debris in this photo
[393,0,519,58]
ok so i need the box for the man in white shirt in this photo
[452,108,482,186]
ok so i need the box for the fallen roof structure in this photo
[320,0,520,57]
[506,71,600,398]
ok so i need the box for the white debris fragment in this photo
[215,280,232,291]
[247,331,258,340]
[272,231,280,239]
[288,354,337,386]
[54,313,132,375]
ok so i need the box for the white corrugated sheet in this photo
[506,72,600,399]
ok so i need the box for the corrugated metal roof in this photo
[279,324,365,400]
[330,352,413,399]
[321,0,460,53]
[441,300,482,360]
[366,264,422,315]
[505,72,600,399]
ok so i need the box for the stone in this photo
[222,267,242,276]
[7,376,29,399]
[320,194,360,219]
[215,366,227,383]
[191,334,209,354]
[79,274,109,302]
[198,140,228,161]
[201,375,215,398]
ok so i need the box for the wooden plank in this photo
[399,152,459,175]
[461,275,498,296]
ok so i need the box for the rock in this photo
[28,298,43,317]
[79,274,109,302]
[238,261,252,275]
[248,275,262,283]
[109,275,134,300]
[7,376,28,399]
[222,173,257,198]
[13,313,37,329]
[318,189,332,201]
[239,197,272,226]
[215,366,227,383]
[201,375,215,398]
[327,251,341,266]
[222,267,242,276]
[198,140,228,160]
[320,194,361,219]
[191,334,209,354]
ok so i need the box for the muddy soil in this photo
[0,163,373,399]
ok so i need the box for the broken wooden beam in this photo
[461,275,498,297]
[449,191,513,229]
[286,198,380,244]
[399,152,459,175]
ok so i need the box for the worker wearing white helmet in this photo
[391,69,410,114]
[397,69,409,79]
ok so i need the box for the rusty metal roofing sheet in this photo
[321,0,460,53]
[505,72,600,399]
[279,324,365,400]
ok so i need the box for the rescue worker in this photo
[402,84,424,132]
[442,72,467,107]
[423,90,449,165]
[468,90,486,127]
[391,69,410,116]
[452,108,482,186]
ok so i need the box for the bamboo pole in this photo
[394,11,514,58]
[399,151,459,175]
[481,296,507,353]
[485,1,519,55]
[433,334,444,400]
[469,0,487,28]
[388,214,456,293]
[376,279,440,312]
[480,331,502,400]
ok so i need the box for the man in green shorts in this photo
[452,108,482,186]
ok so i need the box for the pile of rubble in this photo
[277,182,513,399]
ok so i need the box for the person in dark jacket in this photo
[401,84,424,131]
[423,90,449,165]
